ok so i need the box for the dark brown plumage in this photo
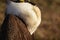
[0,14,32,40]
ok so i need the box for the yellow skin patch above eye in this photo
[19,0,24,2]
[19,0,31,2]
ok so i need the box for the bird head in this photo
[10,0,24,2]
[11,0,31,2]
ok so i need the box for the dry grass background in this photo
[0,1,5,27]
[0,0,60,40]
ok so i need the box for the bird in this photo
[6,0,41,35]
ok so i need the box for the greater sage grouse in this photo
[1,14,33,40]
[6,0,41,35]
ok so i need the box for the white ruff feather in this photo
[6,1,41,35]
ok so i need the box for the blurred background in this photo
[0,0,60,40]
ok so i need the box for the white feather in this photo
[6,1,41,35]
